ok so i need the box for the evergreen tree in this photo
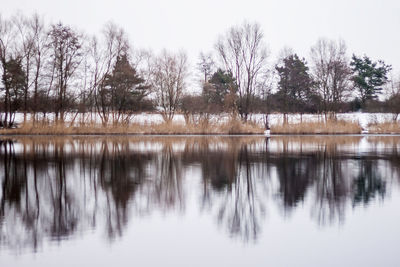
[203,69,237,113]
[350,55,392,104]
[102,54,149,123]
[275,54,313,122]
[1,57,25,127]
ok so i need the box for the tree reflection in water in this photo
[0,136,399,250]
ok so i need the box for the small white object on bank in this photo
[264,129,271,136]
[361,129,369,134]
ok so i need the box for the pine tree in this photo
[350,55,391,104]
[276,54,313,123]
[203,69,237,113]
[102,54,149,123]
[1,57,25,127]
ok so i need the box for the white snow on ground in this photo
[248,112,398,129]
[4,112,399,129]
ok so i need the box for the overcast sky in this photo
[3,0,400,80]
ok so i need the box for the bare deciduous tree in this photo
[90,22,130,125]
[13,13,34,122]
[386,75,400,121]
[12,13,48,123]
[47,22,83,122]
[0,15,18,127]
[310,38,352,119]
[30,14,48,123]
[215,22,269,121]
[150,50,188,122]
[197,52,214,83]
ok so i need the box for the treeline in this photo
[0,12,399,128]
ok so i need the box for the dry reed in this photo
[271,120,362,134]
[0,119,265,135]
[8,118,399,136]
[368,122,400,134]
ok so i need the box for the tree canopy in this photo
[275,54,313,117]
[350,55,392,104]
[101,54,149,123]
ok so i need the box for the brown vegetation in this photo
[0,118,265,135]
[271,120,362,134]
[368,122,400,134]
[3,118,400,136]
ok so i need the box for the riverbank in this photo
[1,117,399,135]
[368,122,400,134]
[0,120,265,135]
[271,120,362,134]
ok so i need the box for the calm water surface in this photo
[0,136,400,267]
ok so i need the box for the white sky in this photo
[2,0,400,84]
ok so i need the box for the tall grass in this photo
[368,122,400,134]
[0,118,383,135]
[271,120,362,134]
[0,118,265,135]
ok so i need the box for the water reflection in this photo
[0,136,399,250]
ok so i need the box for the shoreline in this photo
[1,133,400,137]
[0,117,399,136]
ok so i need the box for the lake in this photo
[0,135,400,267]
